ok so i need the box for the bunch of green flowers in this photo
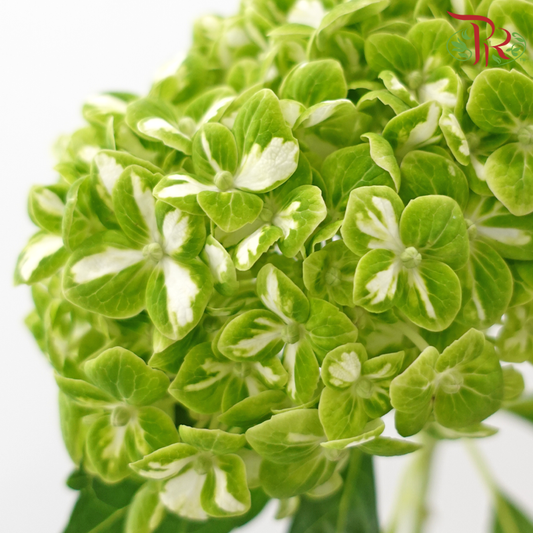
[16,0,533,531]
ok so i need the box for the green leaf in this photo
[294,100,372,161]
[232,89,299,193]
[246,409,325,464]
[289,450,379,533]
[62,175,106,251]
[485,143,533,216]
[198,190,264,233]
[439,109,470,166]
[379,71,418,108]
[85,347,170,406]
[357,90,411,116]
[146,258,213,341]
[14,231,69,285]
[466,69,533,134]
[56,375,115,407]
[257,263,310,324]
[280,60,347,107]
[435,330,504,429]
[407,19,457,70]
[365,33,420,75]
[399,195,469,270]
[493,492,533,533]
[303,240,358,306]
[179,427,246,455]
[341,185,404,257]
[320,419,385,451]
[399,150,470,210]
[383,101,442,160]
[357,437,421,457]
[305,298,359,362]
[361,133,401,192]
[496,303,533,363]
[322,144,396,218]
[456,241,513,329]
[315,0,389,50]
[506,395,533,424]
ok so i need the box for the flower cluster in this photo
[16,0,533,531]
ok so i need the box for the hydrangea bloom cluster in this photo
[16,0,533,531]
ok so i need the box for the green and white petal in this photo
[283,339,320,405]
[321,343,366,390]
[86,413,131,483]
[156,201,206,261]
[146,257,213,341]
[113,166,160,245]
[383,101,442,160]
[273,185,327,257]
[91,150,160,226]
[85,347,170,407]
[378,71,418,108]
[201,455,251,518]
[485,143,533,217]
[161,468,208,520]
[400,261,462,332]
[192,123,238,180]
[55,375,115,408]
[419,66,461,109]
[62,231,150,318]
[341,185,404,257]
[251,357,288,390]
[130,442,199,481]
[154,173,217,216]
[126,97,192,154]
[232,89,299,193]
[361,133,401,192]
[456,241,513,329]
[465,194,533,261]
[256,264,310,324]
[170,342,232,415]
[439,110,470,167]
[15,232,68,285]
[356,436,421,456]
[245,409,325,464]
[125,482,166,533]
[218,309,285,362]
[28,184,68,235]
[233,225,283,271]
[357,90,411,116]
[497,303,533,363]
[406,19,456,70]
[353,249,403,313]
[201,235,238,296]
[198,190,264,233]
[399,195,469,270]
[82,92,132,126]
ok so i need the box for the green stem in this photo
[464,440,497,494]
[397,323,430,352]
[336,450,363,533]
[387,433,437,533]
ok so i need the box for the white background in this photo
[0,1,532,532]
